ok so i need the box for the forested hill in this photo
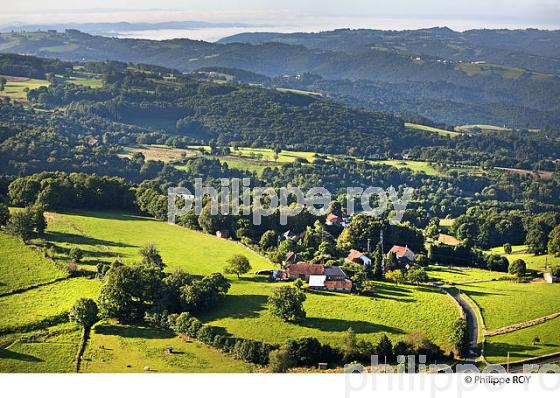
[0,55,427,158]
[1,29,559,129]
[219,28,560,74]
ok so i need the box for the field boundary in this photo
[75,327,90,373]
[0,311,69,336]
[484,312,560,337]
[0,275,70,298]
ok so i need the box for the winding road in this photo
[442,286,480,360]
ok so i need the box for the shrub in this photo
[509,259,527,277]
[69,247,84,262]
[269,347,296,373]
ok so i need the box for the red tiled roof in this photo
[388,245,414,257]
[346,249,364,261]
[287,263,324,276]
[326,213,342,223]
[324,279,352,289]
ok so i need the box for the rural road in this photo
[442,286,480,360]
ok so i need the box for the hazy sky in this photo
[2,0,559,32]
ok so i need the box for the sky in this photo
[1,1,559,41]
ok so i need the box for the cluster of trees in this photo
[8,172,136,211]
[2,205,46,242]
[98,244,230,322]
[451,207,560,254]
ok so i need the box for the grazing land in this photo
[368,160,442,176]
[484,316,560,363]
[405,122,460,137]
[0,277,100,333]
[202,278,459,351]
[81,322,253,373]
[488,245,560,272]
[426,266,512,285]
[44,211,459,353]
[0,323,82,373]
[0,231,67,295]
[459,280,560,331]
[0,75,49,101]
[44,211,271,275]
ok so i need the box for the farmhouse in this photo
[345,249,372,270]
[386,245,416,269]
[287,263,325,282]
[285,263,353,292]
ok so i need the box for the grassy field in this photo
[43,211,271,275]
[426,266,512,285]
[0,323,82,372]
[81,322,252,373]
[0,277,100,333]
[0,231,67,295]
[484,316,560,363]
[405,123,459,137]
[67,75,104,88]
[201,278,459,352]
[0,76,49,101]
[488,245,560,272]
[460,280,560,330]
[369,160,442,176]
[43,211,460,353]
[455,124,511,134]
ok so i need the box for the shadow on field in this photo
[0,348,43,362]
[94,324,175,339]
[301,317,404,335]
[44,231,134,248]
[484,342,543,359]
[204,294,268,320]
[375,284,416,302]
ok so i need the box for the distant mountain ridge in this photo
[1,28,559,128]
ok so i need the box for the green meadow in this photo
[0,277,100,333]
[405,122,459,137]
[43,211,460,352]
[426,266,512,285]
[484,316,560,363]
[459,280,560,330]
[488,245,559,272]
[81,322,252,373]
[368,160,442,176]
[0,323,82,373]
[201,278,459,351]
[0,77,49,101]
[44,211,271,275]
[0,231,67,295]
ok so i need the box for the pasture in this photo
[43,211,460,353]
[405,122,459,137]
[459,280,560,330]
[201,278,460,352]
[81,322,252,373]
[0,277,100,333]
[0,231,67,295]
[0,323,81,373]
[488,245,559,272]
[484,316,560,363]
[368,160,442,176]
[426,266,512,285]
[0,75,49,101]
[43,211,271,275]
